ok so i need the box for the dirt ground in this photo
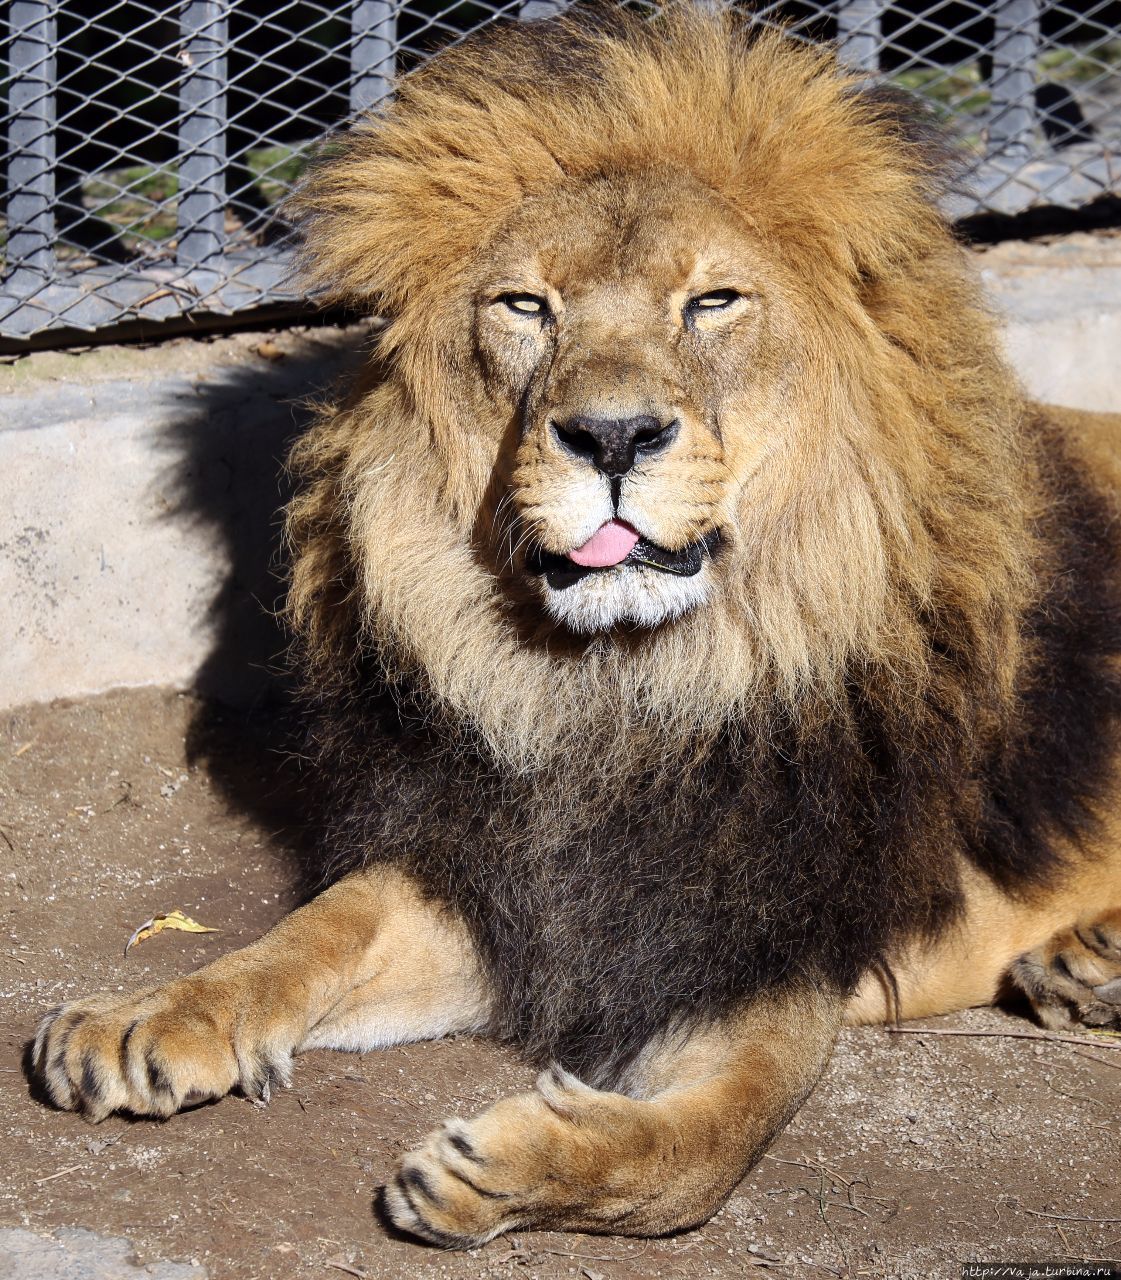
[1,688,1119,1280]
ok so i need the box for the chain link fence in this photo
[2,0,1120,344]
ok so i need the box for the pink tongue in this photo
[567,519,641,569]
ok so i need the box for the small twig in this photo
[1027,1209,1121,1224]
[762,1152,895,1218]
[845,1181,872,1217]
[811,1170,831,1229]
[766,1156,854,1184]
[107,781,138,812]
[325,1258,367,1279]
[133,288,176,308]
[1055,1225,1075,1258]
[764,1154,892,1205]
[536,1243,651,1263]
[1074,1049,1121,1070]
[33,1165,82,1185]
[762,1154,866,1270]
[1043,1073,1106,1106]
[1004,1197,1121,1224]
[886,1025,1121,1051]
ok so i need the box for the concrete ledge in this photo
[1,326,367,709]
[979,232,1121,413]
[2,235,1120,710]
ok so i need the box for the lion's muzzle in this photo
[551,413,679,479]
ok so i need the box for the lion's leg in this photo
[382,988,841,1248]
[31,866,489,1122]
[846,849,1121,1026]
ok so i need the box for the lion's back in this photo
[1039,404,1121,496]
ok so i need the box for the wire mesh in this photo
[2,0,1120,342]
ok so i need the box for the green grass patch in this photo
[893,63,991,119]
[1038,39,1121,83]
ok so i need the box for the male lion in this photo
[32,5,1121,1248]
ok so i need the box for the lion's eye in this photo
[686,289,740,314]
[499,293,549,318]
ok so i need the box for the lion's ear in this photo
[283,128,435,314]
[284,137,385,310]
[284,86,528,316]
[850,83,963,203]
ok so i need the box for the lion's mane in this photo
[283,7,1121,1080]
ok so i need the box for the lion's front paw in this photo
[31,979,295,1123]
[1011,911,1121,1031]
[383,1116,522,1248]
[382,1067,644,1247]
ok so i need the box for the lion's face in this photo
[289,11,1025,760]
[472,168,801,634]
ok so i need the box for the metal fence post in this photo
[520,1,567,21]
[989,0,1040,154]
[6,0,57,287]
[836,0,882,73]
[352,1,397,116]
[177,0,229,268]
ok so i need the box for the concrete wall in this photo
[3,235,1121,711]
[1,327,366,709]
[980,234,1121,414]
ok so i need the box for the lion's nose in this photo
[551,414,679,477]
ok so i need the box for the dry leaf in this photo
[124,909,218,955]
[255,340,284,361]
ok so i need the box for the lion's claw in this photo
[31,982,294,1122]
[1011,911,1121,1031]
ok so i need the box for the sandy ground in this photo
[1,688,1119,1280]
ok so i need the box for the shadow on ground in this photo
[154,322,374,887]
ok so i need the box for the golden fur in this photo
[30,5,1121,1249]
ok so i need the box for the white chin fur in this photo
[540,562,713,632]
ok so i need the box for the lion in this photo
[30,4,1121,1249]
